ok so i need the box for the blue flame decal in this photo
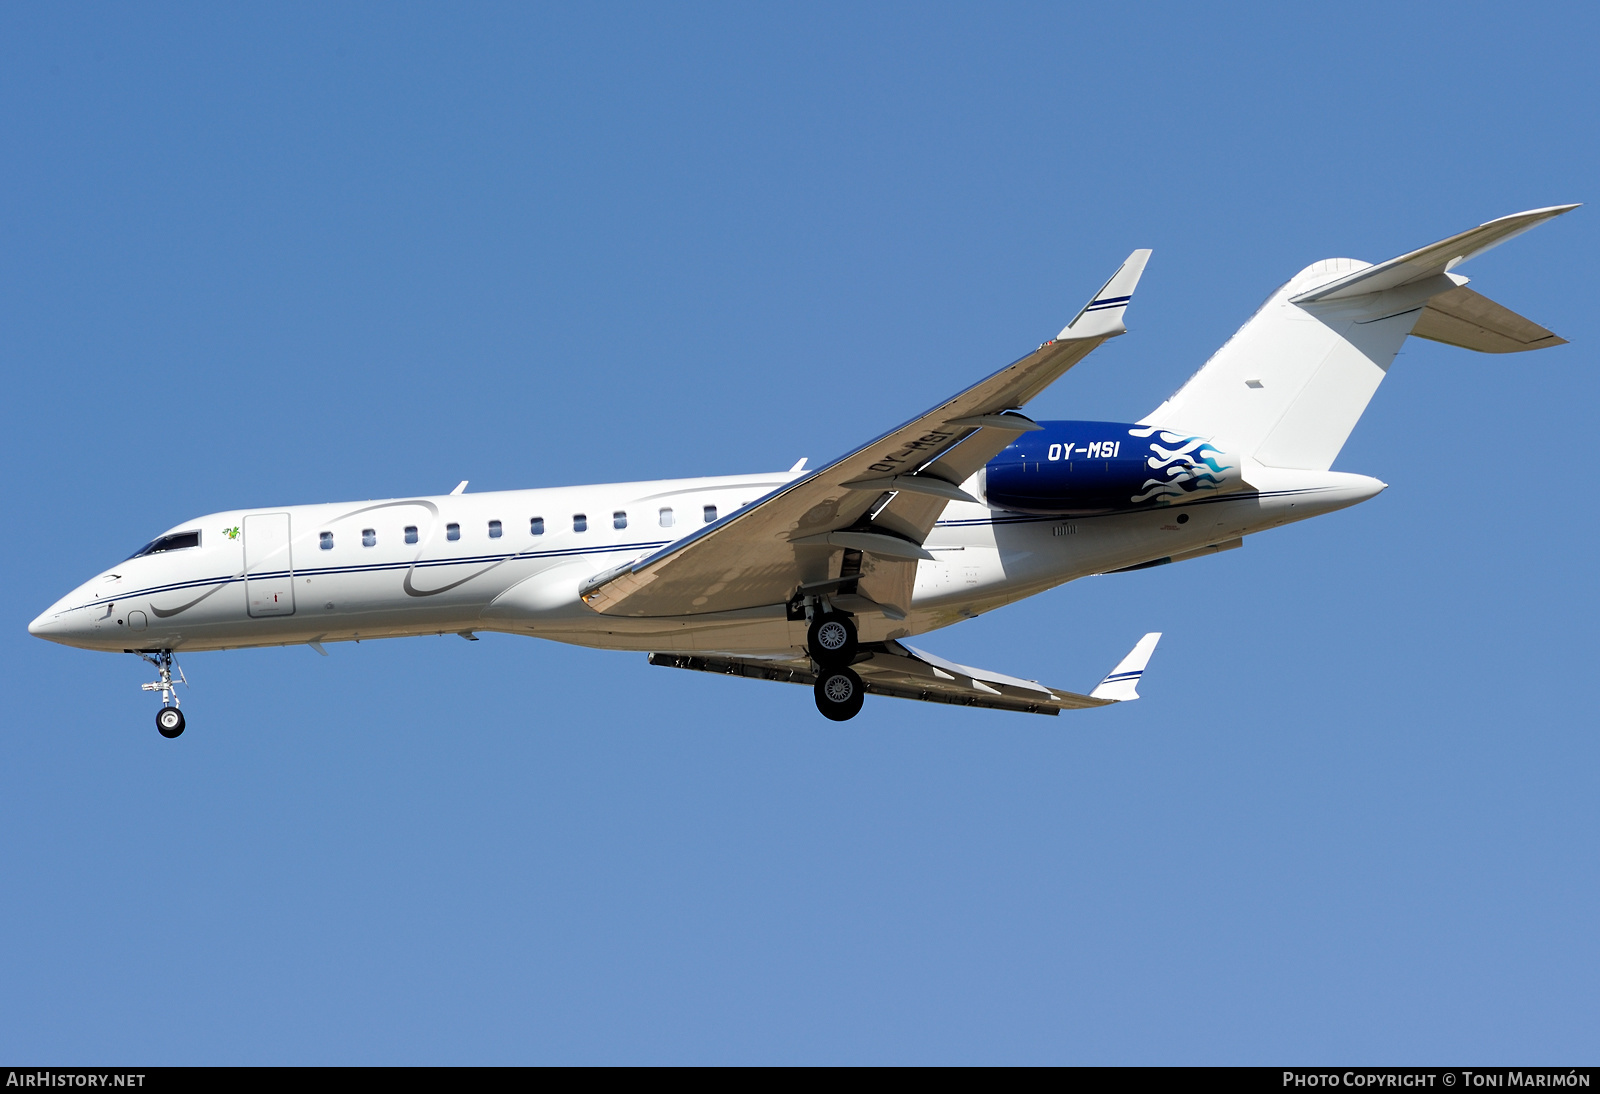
[1127,426,1234,505]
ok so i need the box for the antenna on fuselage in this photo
[450,481,468,495]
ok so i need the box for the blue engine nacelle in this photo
[982,421,1244,516]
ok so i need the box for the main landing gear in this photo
[814,666,865,721]
[139,651,187,738]
[807,611,858,668]
[806,610,864,721]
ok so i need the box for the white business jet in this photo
[29,207,1575,736]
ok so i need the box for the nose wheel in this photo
[138,650,188,738]
[156,706,186,738]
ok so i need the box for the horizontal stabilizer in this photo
[1290,204,1578,303]
[1411,286,1566,353]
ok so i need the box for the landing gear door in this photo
[244,512,295,617]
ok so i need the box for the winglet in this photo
[1089,632,1162,702]
[1060,249,1153,340]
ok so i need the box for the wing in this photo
[648,632,1163,716]
[581,249,1153,619]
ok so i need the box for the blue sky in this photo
[3,2,1596,1064]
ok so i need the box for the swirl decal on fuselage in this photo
[402,555,519,597]
[146,498,458,620]
[318,498,512,598]
[149,581,229,618]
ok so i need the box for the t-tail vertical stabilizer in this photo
[1141,206,1576,471]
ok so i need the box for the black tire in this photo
[807,612,858,667]
[813,667,865,721]
[156,707,185,738]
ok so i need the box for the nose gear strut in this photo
[138,651,188,738]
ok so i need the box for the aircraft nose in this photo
[28,597,82,644]
[30,581,116,647]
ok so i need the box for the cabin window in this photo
[127,530,201,559]
[447,523,460,541]
[488,520,502,539]
[573,514,587,532]
[405,526,418,545]
[362,528,376,547]
[530,517,545,536]
[319,532,334,550]
[659,507,674,528]
[614,511,627,530]
[703,504,718,523]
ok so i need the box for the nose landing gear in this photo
[139,651,187,738]
[156,706,186,738]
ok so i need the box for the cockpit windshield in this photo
[126,530,201,561]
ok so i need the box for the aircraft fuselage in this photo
[28,459,1382,659]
